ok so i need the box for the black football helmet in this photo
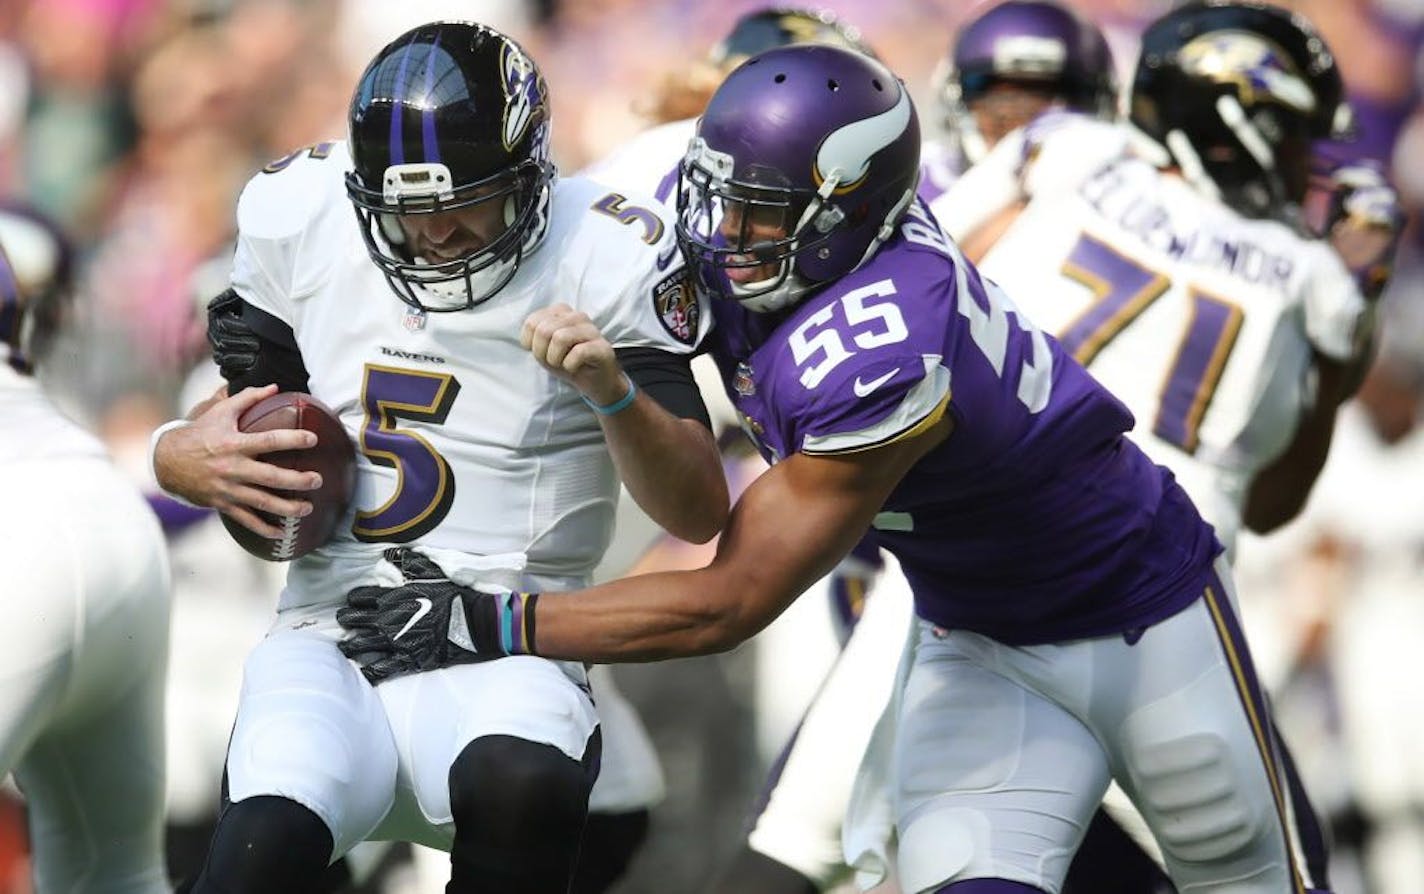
[346,22,555,312]
[708,7,875,68]
[1130,1,1354,221]
[0,203,73,373]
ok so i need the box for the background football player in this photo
[934,2,1398,889]
[0,202,173,893]
[150,22,727,893]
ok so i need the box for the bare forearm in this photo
[534,570,751,662]
[1245,355,1351,533]
[599,403,729,543]
[1244,412,1335,533]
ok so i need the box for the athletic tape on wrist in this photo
[499,591,539,656]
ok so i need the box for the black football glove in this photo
[337,548,538,684]
[207,288,262,384]
[206,288,311,394]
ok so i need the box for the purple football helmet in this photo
[675,45,920,313]
[938,0,1117,161]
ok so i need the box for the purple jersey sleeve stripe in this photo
[421,29,442,165]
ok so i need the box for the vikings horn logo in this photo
[501,43,547,151]
[812,85,912,195]
[1177,31,1316,115]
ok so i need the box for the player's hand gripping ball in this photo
[220,392,356,561]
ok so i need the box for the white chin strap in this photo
[403,179,554,310]
[409,257,517,310]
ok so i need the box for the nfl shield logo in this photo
[733,363,755,396]
[402,308,428,332]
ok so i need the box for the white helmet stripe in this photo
[816,86,912,186]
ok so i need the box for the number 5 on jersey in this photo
[353,365,461,542]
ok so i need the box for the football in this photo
[221,392,357,562]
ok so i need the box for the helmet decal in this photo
[1178,31,1316,115]
[501,42,545,151]
[419,30,444,164]
[814,85,913,192]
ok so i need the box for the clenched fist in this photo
[521,304,628,405]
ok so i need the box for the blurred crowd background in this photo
[1,0,1423,892]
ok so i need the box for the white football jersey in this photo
[0,366,106,463]
[579,118,696,205]
[230,142,710,609]
[950,120,1366,552]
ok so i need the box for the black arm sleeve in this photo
[614,346,712,431]
[207,288,311,395]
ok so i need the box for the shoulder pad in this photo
[236,141,350,242]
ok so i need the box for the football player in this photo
[701,5,1135,892]
[0,203,174,892]
[919,0,1117,204]
[149,22,728,893]
[932,2,1394,889]
[583,11,885,892]
[342,43,1321,894]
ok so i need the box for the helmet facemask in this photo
[674,45,921,315]
[347,155,551,312]
[675,139,846,314]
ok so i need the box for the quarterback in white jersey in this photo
[152,23,726,894]
[0,205,173,892]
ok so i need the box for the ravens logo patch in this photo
[652,269,700,346]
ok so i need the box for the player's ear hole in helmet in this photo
[1127,0,1354,223]
[936,0,1118,163]
[345,21,555,313]
[675,45,920,314]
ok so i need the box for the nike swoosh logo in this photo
[393,597,433,641]
[853,368,901,398]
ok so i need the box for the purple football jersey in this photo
[707,200,1221,644]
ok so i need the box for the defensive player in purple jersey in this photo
[706,7,1166,892]
[340,45,1313,893]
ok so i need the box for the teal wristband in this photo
[581,377,637,415]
